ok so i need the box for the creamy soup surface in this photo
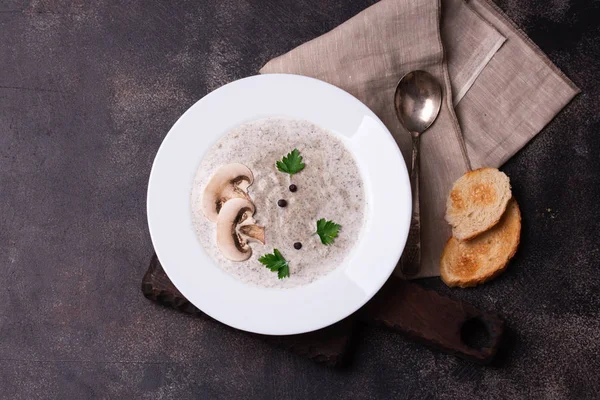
[191,117,367,288]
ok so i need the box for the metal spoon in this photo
[394,70,442,277]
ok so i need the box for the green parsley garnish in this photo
[276,148,305,176]
[316,218,341,245]
[258,249,290,279]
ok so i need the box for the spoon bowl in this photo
[394,70,443,134]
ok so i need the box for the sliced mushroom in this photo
[216,197,264,261]
[202,163,254,222]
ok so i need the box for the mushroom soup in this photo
[191,117,366,288]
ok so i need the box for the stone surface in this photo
[0,0,598,398]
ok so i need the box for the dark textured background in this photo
[1,0,599,398]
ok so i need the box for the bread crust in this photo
[440,199,521,288]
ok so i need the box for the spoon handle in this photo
[401,133,421,277]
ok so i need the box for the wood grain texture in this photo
[363,277,504,363]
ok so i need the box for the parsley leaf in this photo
[277,263,290,280]
[258,249,290,279]
[276,148,305,176]
[316,218,341,245]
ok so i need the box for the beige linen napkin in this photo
[260,0,579,278]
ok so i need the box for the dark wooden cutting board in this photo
[142,254,505,366]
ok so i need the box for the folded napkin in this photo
[260,0,579,278]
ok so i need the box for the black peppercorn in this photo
[277,199,287,207]
[294,242,302,250]
[289,184,297,192]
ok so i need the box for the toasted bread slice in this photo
[440,199,521,288]
[446,168,511,240]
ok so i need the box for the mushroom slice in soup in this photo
[202,163,254,222]
[216,198,264,261]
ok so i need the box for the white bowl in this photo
[147,74,411,335]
